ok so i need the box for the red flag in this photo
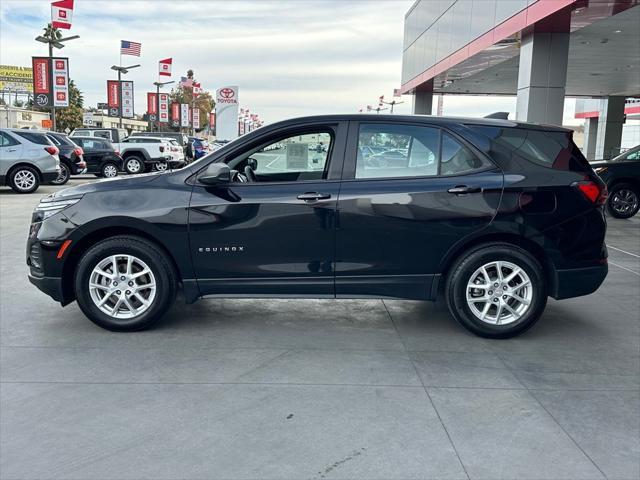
[158,58,172,77]
[51,0,74,29]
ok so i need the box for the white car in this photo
[0,128,60,193]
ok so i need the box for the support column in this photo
[412,80,433,115]
[515,29,569,125]
[595,96,625,160]
[583,117,599,161]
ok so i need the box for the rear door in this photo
[0,131,24,178]
[335,121,504,300]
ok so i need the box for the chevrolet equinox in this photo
[27,115,608,338]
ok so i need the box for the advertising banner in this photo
[0,65,33,93]
[31,57,52,108]
[192,108,200,129]
[107,80,120,117]
[209,112,215,130]
[180,103,190,127]
[52,58,69,107]
[146,92,157,121]
[238,120,245,136]
[215,86,239,141]
[121,80,134,118]
[158,93,169,124]
[171,102,180,126]
[51,0,74,29]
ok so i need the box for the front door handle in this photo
[297,192,331,201]
[447,185,482,194]
[6,149,17,152]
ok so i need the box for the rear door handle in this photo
[297,192,331,201]
[447,185,482,194]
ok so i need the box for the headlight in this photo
[35,196,82,219]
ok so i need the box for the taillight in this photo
[114,150,120,156]
[574,180,607,205]
[74,147,84,156]
[45,146,58,156]
[159,145,165,153]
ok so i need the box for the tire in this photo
[445,243,547,339]
[9,166,40,193]
[74,236,178,331]
[124,156,144,175]
[607,183,639,219]
[101,162,119,178]
[50,162,70,185]
[155,161,168,172]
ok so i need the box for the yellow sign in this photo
[0,65,33,92]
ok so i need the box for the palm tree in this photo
[42,23,62,41]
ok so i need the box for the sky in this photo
[0,0,578,124]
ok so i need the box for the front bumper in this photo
[28,274,64,302]
[552,263,608,300]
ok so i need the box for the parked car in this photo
[45,132,86,185]
[27,114,608,338]
[132,132,190,159]
[119,136,181,173]
[70,127,128,144]
[0,128,59,193]
[70,137,123,178]
[591,144,640,218]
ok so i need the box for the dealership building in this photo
[401,0,640,160]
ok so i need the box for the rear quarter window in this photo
[14,131,52,146]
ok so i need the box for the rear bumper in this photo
[552,264,608,300]
[42,171,59,183]
[28,274,64,303]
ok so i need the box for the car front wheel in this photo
[9,166,40,193]
[125,157,144,175]
[607,183,639,219]
[74,236,177,331]
[445,243,547,338]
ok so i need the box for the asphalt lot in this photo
[1,177,639,480]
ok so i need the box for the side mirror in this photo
[247,157,258,171]
[199,163,231,185]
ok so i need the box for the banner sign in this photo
[146,92,157,118]
[52,58,69,107]
[209,112,215,130]
[215,86,239,141]
[170,102,180,127]
[238,120,245,136]
[32,57,52,107]
[158,58,172,77]
[192,108,200,129]
[158,93,169,123]
[180,103,190,127]
[0,65,33,93]
[121,81,134,118]
[51,0,74,29]
[107,80,120,117]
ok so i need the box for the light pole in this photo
[381,99,404,114]
[35,33,79,132]
[152,80,174,132]
[111,64,140,129]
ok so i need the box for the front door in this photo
[335,121,504,300]
[189,122,347,297]
[0,131,23,179]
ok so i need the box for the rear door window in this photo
[14,131,52,145]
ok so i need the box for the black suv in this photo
[591,145,640,219]
[27,115,608,338]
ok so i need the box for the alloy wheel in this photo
[103,164,118,178]
[611,189,638,216]
[156,162,168,172]
[89,254,156,319]
[14,170,36,191]
[466,261,532,325]
[52,164,70,184]
[126,159,142,174]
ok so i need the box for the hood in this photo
[50,172,163,199]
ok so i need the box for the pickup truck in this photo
[70,129,179,174]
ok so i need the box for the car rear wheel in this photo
[50,162,70,185]
[155,161,168,172]
[101,162,119,178]
[9,166,40,193]
[74,236,177,331]
[124,156,144,175]
[607,183,639,219]
[445,243,547,338]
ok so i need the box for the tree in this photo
[42,23,62,42]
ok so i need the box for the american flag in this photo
[120,40,141,56]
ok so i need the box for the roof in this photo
[263,114,572,132]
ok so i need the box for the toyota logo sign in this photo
[220,88,235,99]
